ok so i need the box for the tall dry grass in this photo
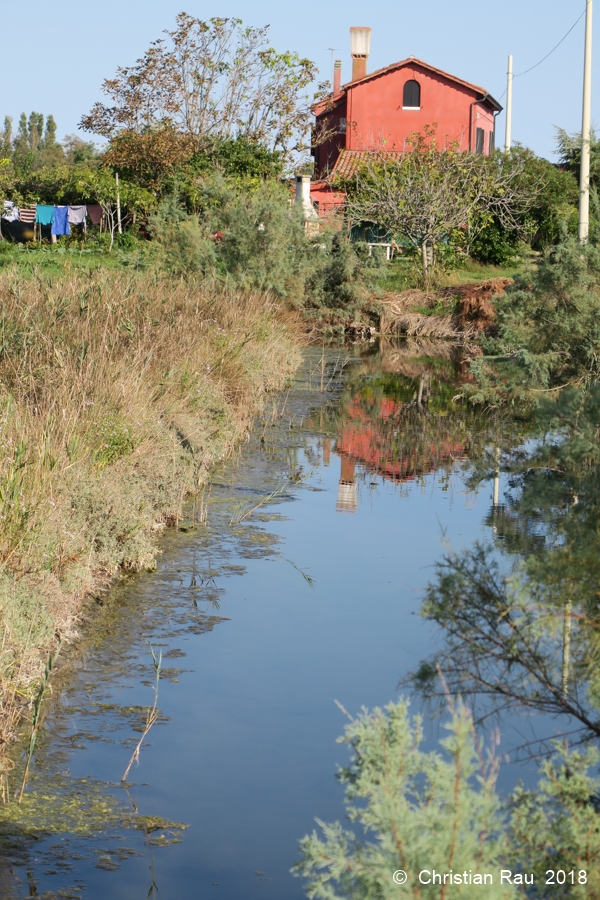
[0,265,301,759]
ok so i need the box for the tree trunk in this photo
[421,240,429,277]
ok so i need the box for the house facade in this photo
[311,28,502,194]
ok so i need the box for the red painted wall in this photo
[314,101,348,176]
[314,60,498,176]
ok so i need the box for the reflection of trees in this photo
[411,388,600,749]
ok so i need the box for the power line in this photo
[497,8,586,102]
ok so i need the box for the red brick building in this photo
[312,27,502,188]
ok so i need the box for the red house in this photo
[312,27,502,195]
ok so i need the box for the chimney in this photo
[350,26,371,82]
[295,175,317,220]
[333,59,342,96]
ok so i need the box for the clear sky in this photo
[1,0,593,160]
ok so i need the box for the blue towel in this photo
[35,205,54,226]
[51,206,70,236]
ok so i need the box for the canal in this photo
[0,343,562,898]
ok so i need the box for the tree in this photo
[44,115,57,149]
[344,133,543,278]
[28,112,44,151]
[464,239,600,407]
[191,135,283,181]
[0,116,12,158]
[14,113,29,155]
[63,134,98,165]
[556,126,600,188]
[80,14,326,172]
[103,125,193,190]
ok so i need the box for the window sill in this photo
[402,106,421,110]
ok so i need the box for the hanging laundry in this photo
[2,201,19,222]
[86,205,103,226]
[68,205,87,232]
[19,207,36,223]
[52,206,70,236]
[35,205,54,226]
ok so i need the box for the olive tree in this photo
[344,133,543,278]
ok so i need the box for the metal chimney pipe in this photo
[350,27,371,82]
[333,59,342,95]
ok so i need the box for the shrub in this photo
[466,238,600,406]
[294,700,514,899]
[295,701,600,899]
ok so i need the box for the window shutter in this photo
[403,80,421,108]
[475,128,485,154]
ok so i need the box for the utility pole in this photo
[504,55,513,152]
[579,0,593,244]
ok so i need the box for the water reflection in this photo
[336,456,357,513]
[310,341,509,510]
[411,386,600,753]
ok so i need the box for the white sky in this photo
[1,0,592,160]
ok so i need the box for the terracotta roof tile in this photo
[330,150,403,180]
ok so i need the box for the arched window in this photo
[403,80,421,109]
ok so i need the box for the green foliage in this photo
[292,701,600,900]
[149,194,217,278]
[0,163,156,233]
[305,234,385,315]
[198,176,318,299]
[466,239,600,406]
[466,149,577,262]
[471,218,521,265]
[91,415,136,469]
[555,126,600,189]
[151,176,385,312]
[294,700,514,899]
[44,115,57,149]
[525,152,579,246]
[295,701,600,900]
[508,744,600,898]
[63,133,99,165]
[190,136,283,181]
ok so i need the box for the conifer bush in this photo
[294,700,515,899]
[295,701,600,899]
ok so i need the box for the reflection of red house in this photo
[309,27,502,214]
[335,396,465,483]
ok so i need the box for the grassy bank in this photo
[0,262,301,759]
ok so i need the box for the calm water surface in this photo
[1,344,554,899]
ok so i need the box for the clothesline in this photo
[2,202,104,236]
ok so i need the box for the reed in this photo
[122,644,162,783]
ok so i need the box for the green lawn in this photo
[376,250,535,293]
[0,241,148,276]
